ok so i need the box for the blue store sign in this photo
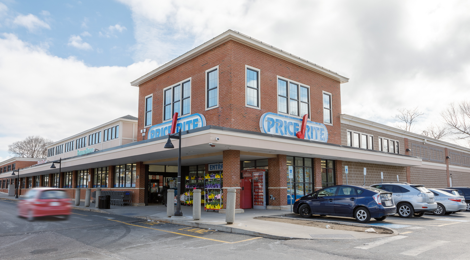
[147,114,206,140]
[259,112,328,142]
[208,163,223,172]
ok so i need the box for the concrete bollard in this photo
[85,188,91,207]
[167,189,174,217]
[75,188,81,206]
[193,189,201,220]
[226,188,236,224]
[95,188,101,208]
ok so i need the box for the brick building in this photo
[1,30,469,212]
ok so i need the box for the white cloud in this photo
[99,24,127,38]
[13,14,50,32]
[117,0,470,147]
[80,31,91,37]
[67,35,92,50]
[0,3,7,16]
[0,33,157,158]
[40,10,50,16]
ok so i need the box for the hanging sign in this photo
[208,163,223,172]
[259,112,328,142]
[147,114,206,140]
[288,166,294,179]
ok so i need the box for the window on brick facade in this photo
[277,78,310,118]
[114,164,136,188]
[246,67,260,108]
[103,126,119,142]
[206,68,218,109]
[94,167,109,188]
[144,95,152,126]
[64,172,73,188]
[379,137,399,154]
[321,160,335,188]
[323,92,332,124]
[287,157,313,204]
[164,80,191,121]
[77,170,88,188]
[43,175,49,187]
[347,130,374,150]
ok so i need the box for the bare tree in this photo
[395,107,424,132]
[422,125,448,140]
[442,101,470,139]
[8,136,53,159]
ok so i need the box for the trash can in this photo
[99,195,111,209]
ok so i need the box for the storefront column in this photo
[48,174,53,187]
[108,166,115,188]
[314,158,322,191]
[39,175,43,187]
[72,171,77,189]
[59,172,64,188]
[88,168,94,188]
[135,162,146,206]
[222,150,242,212]
[335,160,343,185]
[267,155,287,209]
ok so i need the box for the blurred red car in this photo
[18,188,71,221]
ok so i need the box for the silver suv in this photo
[371,183,437,218]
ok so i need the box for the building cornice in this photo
[131,30,349,87]
[0,157,41,166]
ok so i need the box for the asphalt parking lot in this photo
[1,198,470,259]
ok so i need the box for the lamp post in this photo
[164,129,183,216]
[50,158,62,188]
[11,169,19,198]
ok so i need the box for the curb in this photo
[72,206,111,214]
[146,216,296,240]
[256,214,399,236]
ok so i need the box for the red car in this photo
[18,188,71,221]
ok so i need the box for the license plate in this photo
[384,201,392,206]
[50,202,60,206]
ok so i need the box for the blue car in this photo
[293,185,396,223]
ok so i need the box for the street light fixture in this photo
[50,158,62,188]
[11,169,19,198]
[164,128,183,216]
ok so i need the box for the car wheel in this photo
[397,203,414,218]
[354,207,371,223]
[433,204,446,216]
[298,204,312,218]
[27,210,34,222]
[467,203,470,211]
[374,216,387,221]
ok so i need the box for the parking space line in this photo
[400,231,412,235]
[355,235,407,250]
[436,222,460,227]
[108,219,261,244]
[71,212,87,216]
[400,240,449,256]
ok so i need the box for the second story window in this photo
[323,92,332,124]
[379,137,399,154]
[246,67,260,108]
[206,68,218,109]
[145,95,152,126]
[103,125,119,142]
[164,80,191,121]
[76,136,87,149]
[347,130,373,150]
[278,78,310,118]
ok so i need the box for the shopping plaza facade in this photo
[1,30,469,211]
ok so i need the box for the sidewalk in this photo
[0,192,395,240]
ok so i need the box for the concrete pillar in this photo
[95,188,101,208]
[193,189,201,220]
[167,189,174,217]
[314,158,323,191]
[226,188,236,224]
[85,188,91,207]
[267,155,287,209]
[222,150,241,211]
[75,188,81,206]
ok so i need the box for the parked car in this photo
[438,188,461,197]
[428,188,466,215]
[293,185,396,223]
[447,187,470,211]
[18,188,71,221]
[371,183,437,218]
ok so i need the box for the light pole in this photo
[164,128,183,216]
[11,169,19,198]
[50,158,62,188]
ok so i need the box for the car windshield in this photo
[413,186,431,193]
[39,190,68,199]
[25,190,37,199]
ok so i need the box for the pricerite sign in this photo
[259,112,328,142]
[147,114,206,140]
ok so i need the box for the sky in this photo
[1,0,470,161]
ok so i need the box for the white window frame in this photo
[162,77,192,122]
[144,94,153,127]
[378,136,400,154]
[276,75,311,119]
[245,65,261,109]
[322,91,333,126]
[347,130,374,150]
[205,65,219,111]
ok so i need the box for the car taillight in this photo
[373,194,381,205]
[449,198,462,202]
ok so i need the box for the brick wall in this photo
[222,150,241,209]
[341,161,407,186]
[451,170,470,187]
[409,140,446,164]
[267,155,287,206]
[137,40,342,145]
[0,160,38,173]
[410,167,447,188]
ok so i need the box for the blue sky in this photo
[1,0,135,67]
[1,0,470,162]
